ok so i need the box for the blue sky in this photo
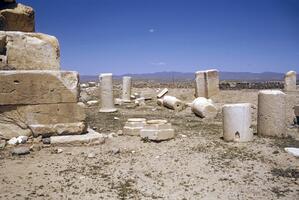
[20,0,299,75]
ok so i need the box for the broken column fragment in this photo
[122,76,132,102]
[140,120,175,141]
[123,118,146,136]
[0,70,79,105]
[99,73,117,112]
[195,69,219,98]
[0,31,60,70]
[157,88,168,98]
[257,90,286,137]
[284,71,297,92]
[162,95,185,111]
[222,103,253,142]
[191,97,217,118]
[0,3,35,32]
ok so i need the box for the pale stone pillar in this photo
[191,97,217,118]
[257,90,286,137]
[99,73,117,112]
[284,71,297,91]
[162,95,185,111]
[195,69,219,98]
[122,76,132,102]
[222,103,253,142]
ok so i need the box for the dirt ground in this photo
[0,88,298,200]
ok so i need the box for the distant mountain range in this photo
[80,71,298,82]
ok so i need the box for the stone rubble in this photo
[191,97,217,118]
[123,118,146,136]
[161,95,185,111]
[140,119,175,141]
[157,88,168,98]
[195,69,219,98]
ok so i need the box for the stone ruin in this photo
[195,69,219,98]
[0,0,87,140]
[284,70,297,92]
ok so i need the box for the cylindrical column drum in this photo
[162,95,184,111]
[257,90,286,137]
[191,97,217,118]
[99,73,117,112]
[223,103,253,142]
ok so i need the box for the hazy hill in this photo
[80,71,298,82]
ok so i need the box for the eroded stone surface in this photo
[284,71,297,92]
[0,70,79,105]
[0,103,86,139]
[0,3,35,32]
[0,31,60,70]
[123,118,146,136]
[140,120,175,141]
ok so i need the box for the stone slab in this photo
[0,70,79,105]
[0,103,86,139]
[0,31,60,70]
[140,129,175,141]
[0,3,35,32]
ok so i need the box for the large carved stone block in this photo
[0,103,87,139]
[195,69,219,98]
[0,3,35,32]
[0,70,79,105]
[0,31,60,70]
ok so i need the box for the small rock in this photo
[108,132,116,138]
[42,138,51,144]
[111,148,120,154]
[87,100,99,106]
[33,136,42,143]
[56,148,63,154]
[87,152,95,158]
[7,137,18,145]
[114,117,120,120]
[17,136,28,144]
[12,147,30,156]
[180,134,187,138]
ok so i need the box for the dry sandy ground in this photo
[0,89,298,200]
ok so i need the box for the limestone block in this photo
[284,71,297,91]
[162,95,185,111]
[257,90,286,137]
[191,97,217,118]
[157,98,163,106]
[99,73,117,112]
[140,120,175,141]
[0,3,35,32]
[222,103,253,142]
[294,106,299,117]
[123,118,146,136]
[122,76,132,102]
[0,103,86,139]
[195,69,219,98]
[0,31,60,70]
[157,88,168,98]
[0,70,79,105]
[50,128,105,144]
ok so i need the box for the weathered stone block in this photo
[140,120,175,141]
[284,70,297,92]
[0,103,86,139]
[195,69,219,98]
[0,3,35,32]
[0,31,60,70]
[123,118,146,136]
[0,70,79,105]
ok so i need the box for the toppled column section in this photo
[0,31,60,70]
[140,120,175,141]
[99,73,117,112]
[195,69,219,98]
[284,71,297,91]
[0,2,35,32]
[123,118,146,136]
[161,95,185,111]
[222,103,253,142]
[257,90,286,137]
[122,76,132,102]
[191,97,217,118]
[0,70,79,105]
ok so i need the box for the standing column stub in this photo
[122,76,132,102]
[99,73,117,112]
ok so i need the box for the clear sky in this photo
[20,0,299,75]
